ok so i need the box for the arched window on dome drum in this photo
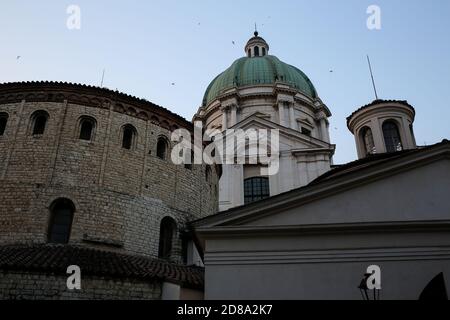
[31,111,49,135]
[79,117,96,141]
[157,137,168,160]
[122,124,137,150]
[248,49,251,57]
[383,121,402,153]
[244,177,270,205]
[254,46,260,57]
[361,126,375,155]
[158,217,177,260]
[48,198,75,244]
[0,113,8,136]
[262,47,266,56]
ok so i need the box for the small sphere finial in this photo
[254,31,259,37]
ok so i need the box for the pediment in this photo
[228,114,332,150]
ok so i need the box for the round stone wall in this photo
[0,82,219,262]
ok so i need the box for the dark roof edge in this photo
[196,220,450,237]
[346,99,415,126]
[0,81,192,129]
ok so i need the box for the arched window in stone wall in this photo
[78,116,97,141]
[48,198,75,244]
[122,124,137,150]
[31,110,49,135]
[157,137,169,160]
[361,126,375,155]
[0,113,8,136]
[244,177,270,205]
[383,120,402,153]
[262,47,266,56]
[158,217,177,260]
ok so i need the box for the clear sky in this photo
[1,0,449,163]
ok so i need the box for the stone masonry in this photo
[0,82,220,263]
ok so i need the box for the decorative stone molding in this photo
[0,81,192,132]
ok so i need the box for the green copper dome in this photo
[202,55,318,106]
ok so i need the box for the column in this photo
[289,104,296,129]
[278,103,286,127]
[371,119,386,154]
[355,134,364,159]
[230,105,237,127]
[221,107,228,130]
[401,117,415,149]
[320,118,329,143]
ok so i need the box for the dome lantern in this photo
[244,31,269,58]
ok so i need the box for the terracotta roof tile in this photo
[0,245,204,290]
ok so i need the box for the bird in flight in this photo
[232,41,235,45]
[16,56,21,60]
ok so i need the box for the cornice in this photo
[347,100,416,130]
[0,81,193,132]
[196,220,450,238]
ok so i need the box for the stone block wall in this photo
[0,87,219,262]
[0,271,161,300]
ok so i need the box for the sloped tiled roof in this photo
[0,245,204,290]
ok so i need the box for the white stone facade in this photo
[194,36,335,211]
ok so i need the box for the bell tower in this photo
[347,100,417,159]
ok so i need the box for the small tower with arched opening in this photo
[245,31,270,58]
[347,100,417,159]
